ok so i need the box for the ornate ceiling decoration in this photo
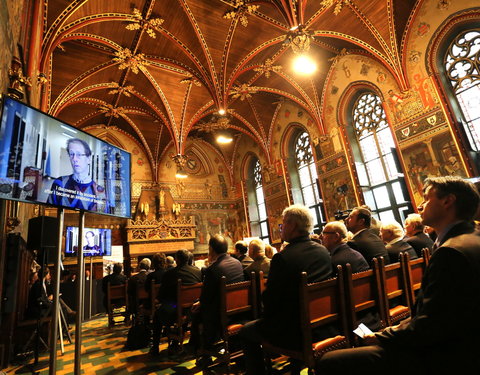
[42,0,420,182]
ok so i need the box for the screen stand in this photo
[74,211,86,375]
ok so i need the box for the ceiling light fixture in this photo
[218,108,226,115]
[175,168,188,178]
[293,55,317,75]
[216,134,233,144]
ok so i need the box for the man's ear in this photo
[443,193,457,210]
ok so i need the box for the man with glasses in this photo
[47,138,107,211]
[317,176,480,374]
[322,221,369,273]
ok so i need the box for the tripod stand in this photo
[16,302,51,374]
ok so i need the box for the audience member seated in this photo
[316,176,480,375]
[145,253,167,304]
[26,267,53,319]
[321,221,369,273]
[150,249,202,356]
[239,204,333,375]
[360,204,381,236]
[233,240,254,268]
[102,263,127,317]
[380,221,418,263]
[404,213,434,257]
[264,243,277,259]
[128,258,151,318]
[346,207,390,265]
[166,256,176,269]
[244,239,271,278]
[189,235,244,366]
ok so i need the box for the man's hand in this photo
[362,333,380,345]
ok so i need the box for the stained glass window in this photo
[351,92,411,223]
[248,159,269,243]
[293,132,325,231]
[445,29,480,151]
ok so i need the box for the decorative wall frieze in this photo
[395,110,448,147]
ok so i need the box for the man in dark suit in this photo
[380,221,418,263]
[150,249,202,355]
[127,258,151,318]
[346,207,390,265]
[404,213,434,257]
[233,240,254,268]
[240,204,332,375]
[317,176,480,375]
[322,221,369,273]
[190,234,244,364]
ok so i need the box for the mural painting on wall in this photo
[386,89,423,122]
[218,174,229,198]
[402,133,466,204]
[184,205,242,253]
[267,197,289,243]
[321,170,356,220]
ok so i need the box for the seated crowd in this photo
[100,176,478,375]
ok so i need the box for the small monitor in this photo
[65,226,112,257]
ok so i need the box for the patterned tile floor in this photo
[4,315,302,375]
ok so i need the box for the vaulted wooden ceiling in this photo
[42,0,419,179]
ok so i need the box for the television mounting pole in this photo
[48,207,64,374]
[74,210,85,375]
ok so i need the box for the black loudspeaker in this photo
[27,216,59,250]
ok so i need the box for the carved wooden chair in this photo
[165,280,202,351]
[263,268,349,375]
[107,282,128,327]
[343,259,386,346]
[377,256,411,326]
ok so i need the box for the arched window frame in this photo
[285,127,325,233]
[427,11,480,174]
[343,88,412,223]
[245,157,269,243]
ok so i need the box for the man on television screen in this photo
[83,230,101,256]
[47,138,108,212]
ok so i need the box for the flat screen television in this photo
[0,97,131,218]
[65,226,112,257]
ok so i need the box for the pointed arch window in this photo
[247,158,269,242]
[349,92,411,223]
[444,29,480,151]
[288,131,325,233]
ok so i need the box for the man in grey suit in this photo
[317,176,480,375]
[346,207,390,265]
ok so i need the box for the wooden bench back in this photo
[402,252,428,315]
[344,259,385,344]
[107,283,127,303]
[378,256,410,326]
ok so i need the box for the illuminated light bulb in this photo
[292,55,317,75]
[216,135,233,144]
[218,109,226,115]
[175,168,188,178]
